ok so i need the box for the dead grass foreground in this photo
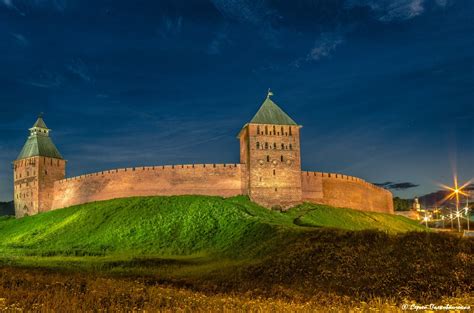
[0,267,472,312]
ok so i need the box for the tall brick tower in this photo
[13,115,66,218]
[238,90,302,209]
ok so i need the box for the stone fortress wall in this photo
[52,164,245,210]
[50,164,393,214]
[301,171,393,213]
[14,92,394,217]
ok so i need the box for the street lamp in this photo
[465,194,470,232]
[423,215,429,228]
[455,188,461,232]
[440,177,471,232]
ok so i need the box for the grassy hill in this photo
[0,195,423,258]
[0,195,471,306]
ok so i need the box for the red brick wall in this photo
[13,157,40,217]
[50,166,392,214]
[37,157,66,213]
[301,171,394,214]
[51,164,245,210]
[239,123,302,209]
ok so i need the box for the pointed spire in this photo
[249,90,298,126]
[31,113,49,130]
[16,115,63,161]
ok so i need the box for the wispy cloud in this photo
[2,0,25,15]
[2,0,69,15]
[67,58,93,83]
[375,181,420,190]
[23,70,64,88]
[210,0,280,47]
[207,27,231,55]
[345,0,426,22]
[158,15,183,39]
[211,0,269,25]
[11,33,29,46]
[307,32,344,61]
[293,31,345,68]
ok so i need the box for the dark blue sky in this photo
[0,0,473,201]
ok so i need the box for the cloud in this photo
[375,181,420,190]
[158,15,183,39]
[292,31,345,68]
[210,0,280,47]
[211,0,270,25]
[207,27,231,55]
[67,59,93,83]
[2,0,69,15]
[2,0,25,15]
[345,0,425,22]
[11,33,29,46]
[435,0,449,7]
[23,70,64,88]
[344,0,452,22]
[307,32,344,61]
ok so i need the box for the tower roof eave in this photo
[16,135,63,161]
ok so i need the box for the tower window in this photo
[281,126,284,135]
[273,126,276,135]
[281,143,285,150]
[289,127,292,136]
[289,144,293,150]
[257,126,260,134]
[265,142,268,149]
[265,126,268,135]
[281,155,284,162]
[256,142,260,149]
[273,169,276,175]
[273,143,276,149]
[267,155,270,162]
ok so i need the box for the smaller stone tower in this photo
[238,90,302,209]
[13,115,66,218]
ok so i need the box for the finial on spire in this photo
[267,88,274,98]
[38,112,44,119]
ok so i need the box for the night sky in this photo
[0,0,473,202]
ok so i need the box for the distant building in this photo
[13,91,393,218]
[413,197,421,210]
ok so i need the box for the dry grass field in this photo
[0,267,472,312]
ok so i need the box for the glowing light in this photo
[437,176,472,206]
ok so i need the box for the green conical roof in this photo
[16,117,63,161]
[250,95,297,125]
[32,117,48,129]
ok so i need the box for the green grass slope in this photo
[0,195,424,258]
